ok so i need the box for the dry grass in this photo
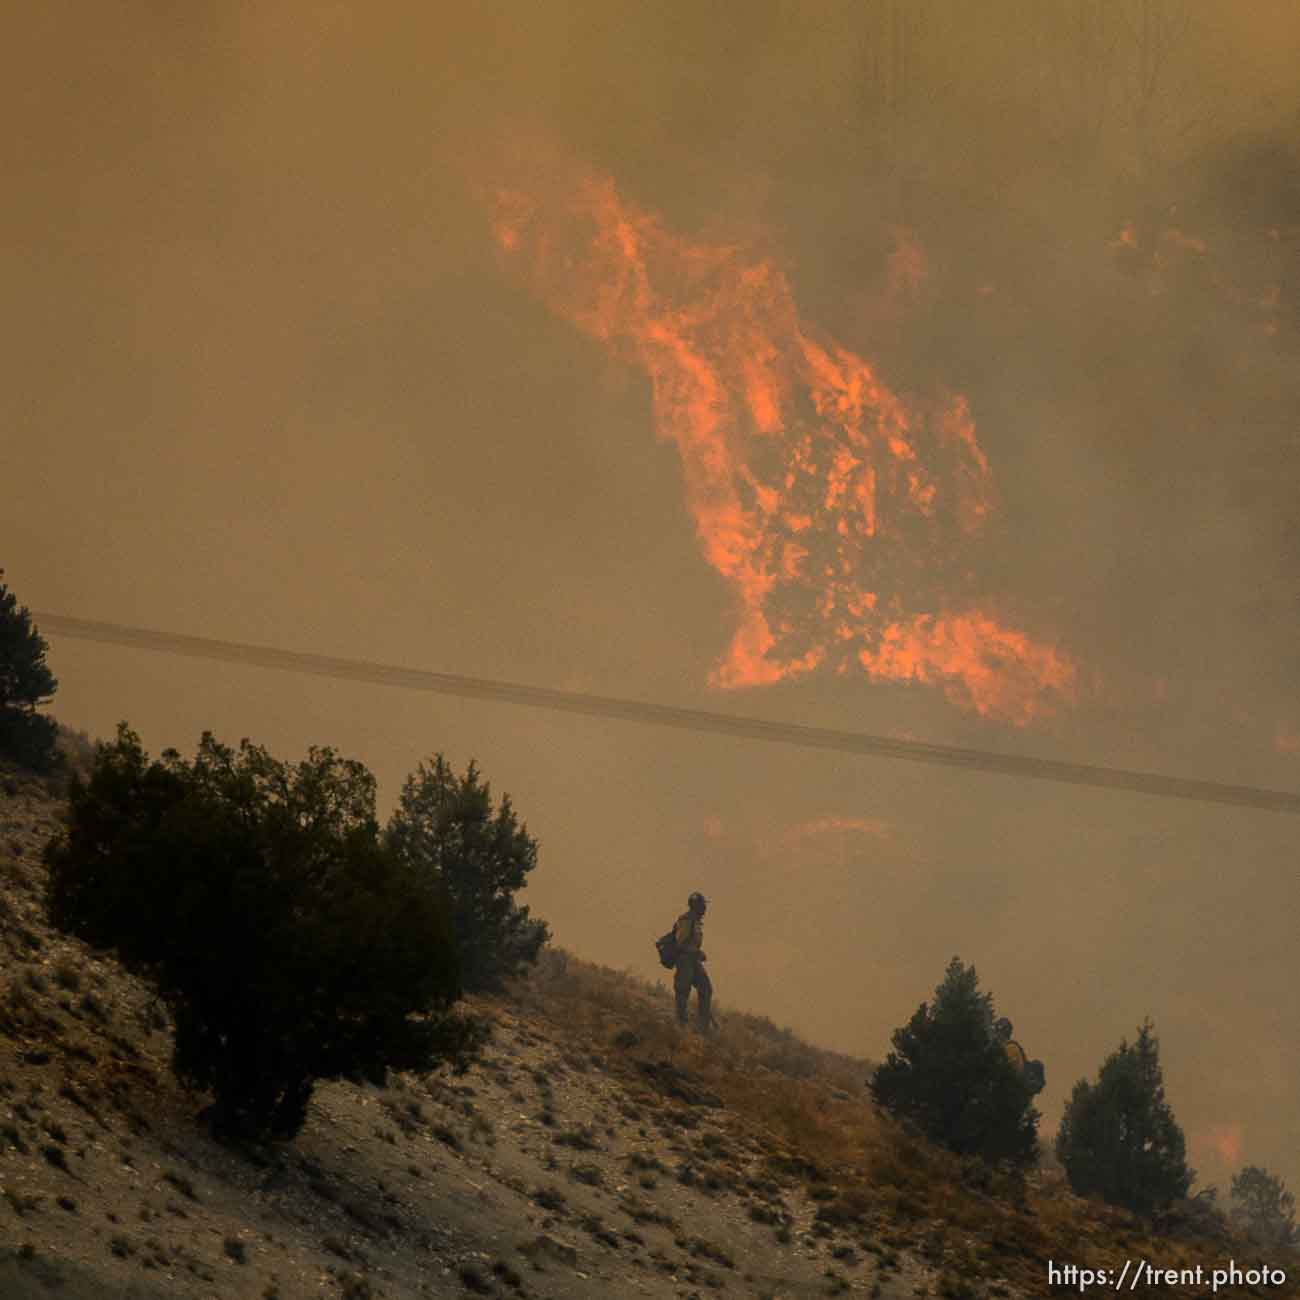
[505,949,1300,1299]
[515,954,895,1174]
[5,755,1295,1299]
[53,726,97,785]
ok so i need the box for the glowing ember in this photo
[1159,227,1208,258]
[886,227,928,300]
[485,154,1075,723]
[1198,1122,1244,1166]
[1109,221,1139,253]
[782,815,892,844]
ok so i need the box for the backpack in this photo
[654,927,679,969]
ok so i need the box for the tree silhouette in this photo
[1231,1165,1299,1247]
[0,570,60,772]
[46,726,484,1138]
[387,754,549,992]
[1056,1019,1192,1216]
[869,956,1039,1167]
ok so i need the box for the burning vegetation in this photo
[484,151,1077,725]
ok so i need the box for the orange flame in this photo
[1109,221,1139,253]
[1198,1122,1244,1166]
[485,153,1075,723]
[887,227,929,300]
[758,814,897,865]
[1160,227,1208,257]
[782,815,892,844]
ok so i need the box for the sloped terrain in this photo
[2,758,1295,1299]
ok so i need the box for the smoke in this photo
[442,1,1300,752]
[480,144,1081,721]
[4,0,1298,1200]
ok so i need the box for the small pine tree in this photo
[1231,1165,1299,1247]
[0,571,60,772]
[45,725,484,1138]
[1055,1019,1192,1216]
[869,956,1039,1167]
[386,755,549,992]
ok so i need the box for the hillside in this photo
[1,755,1295,1299]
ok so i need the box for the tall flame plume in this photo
[484,152,1075,725]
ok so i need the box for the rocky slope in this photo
[2,758,1293,1299]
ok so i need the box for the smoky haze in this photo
[3,0,1297,1200]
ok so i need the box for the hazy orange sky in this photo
[4,1,1298,1197]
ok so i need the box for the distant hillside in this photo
[1,748,1293,1299]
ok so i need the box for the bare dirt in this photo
[0,762,941,1298]
[3,759,1294,1299]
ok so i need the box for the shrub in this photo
[386,754,549,991]
[45,725,485,1137]
[0,572,60,773]
[1055,1019,1191,1216]
[868,957,1038,1168]
[1230,1165,1298,1247]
